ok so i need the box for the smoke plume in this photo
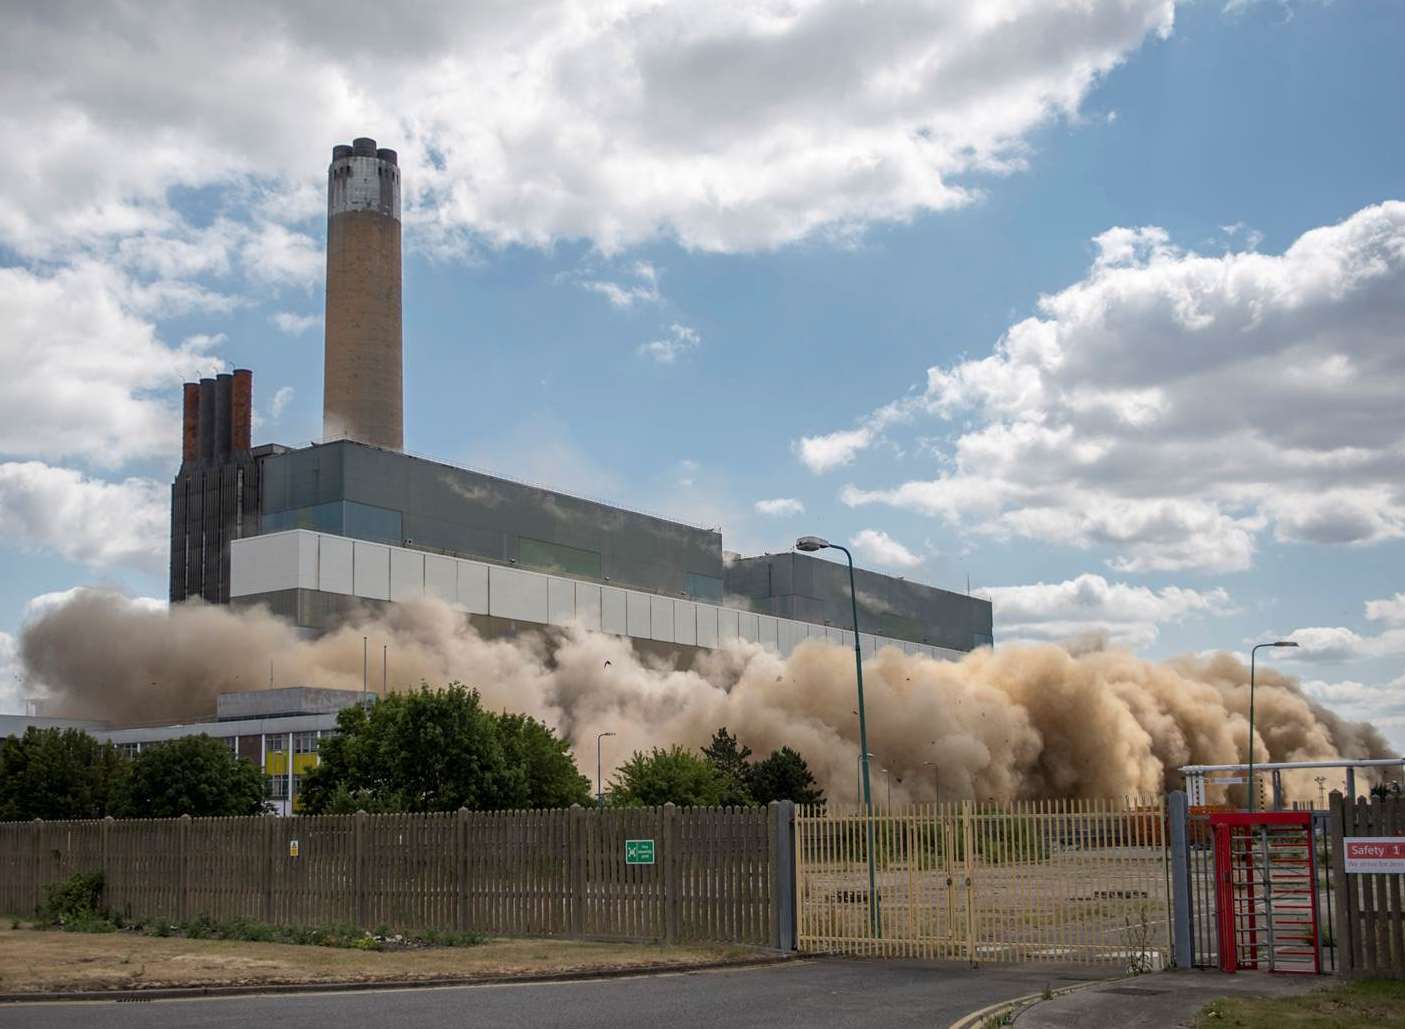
[18,589,1395,805]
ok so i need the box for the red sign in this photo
[1344,837,1405,873]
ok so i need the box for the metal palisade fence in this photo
[795,797,1171,965]
[0,803,789,948]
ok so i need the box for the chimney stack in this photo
[180,370,253,466]
[322,136,403,450]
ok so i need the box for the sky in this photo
[0,1,1402,744]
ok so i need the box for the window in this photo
[878,612,923,642]
[266,775,288,800]
[344,501,402,544]
[261,500,343,534]
[116,742,141,759]
[293,731,319,754]
[685,573,724,605]
[517,537,602,579]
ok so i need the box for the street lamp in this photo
[596,732,616,810]
[1248,641,1299,812]
[856,751,874,812]
[797,534,880,934]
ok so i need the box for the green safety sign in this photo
[625,839,655,865]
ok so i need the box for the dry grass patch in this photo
[0,923,761,994]
[1195,979,1405,1029]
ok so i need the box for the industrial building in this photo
[172,135,993,661]
[3,136,994,811]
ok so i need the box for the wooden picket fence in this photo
[795,797,1170,965]
[0,804,784,947]
[1331,793,1405,978]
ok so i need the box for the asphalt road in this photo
[0,958,1118,1029]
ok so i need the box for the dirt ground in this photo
[0,924,761,994]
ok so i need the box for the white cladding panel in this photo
[674,601,697,647]
[826,626,844,645]
[352,541,391,600]
[649,596,674,643]
[575,583,602,631]
[602,587,627,635]
[860,633,877,657]
[548,577,575,626]
[456,560,489,613]
[718,607,739,644]
[738,611,759,644]
[424,554,457,604]
[626,591,651,637]
[776,619,800,657]
[389,548,424,602]
[759,615,778,651]
[696,604,718,649]
[490,566,548,623]
[318,535,354,595]
[230,532,303,597]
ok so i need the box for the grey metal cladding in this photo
[725,552,992,651]
[257,441,723,596]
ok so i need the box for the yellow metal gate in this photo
[795,797,1170,965]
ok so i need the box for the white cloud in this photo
[270,386,295,420]
[1265,625,1405,663]
[849,528,923,569]
[824,201,1405,572]
[272,311,321,336]
[0,263,224,466]
[1301,674,1405,728]
[25,587,166,619]
[0,1,1176,258]
[582,262,661,308]
[1365,593,1405,627]
[987,573,1233,649]
[755,497,805,517]
[0,463,167,574]
[638,323,700,364]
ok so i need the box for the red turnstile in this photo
[1211,812,1320,974]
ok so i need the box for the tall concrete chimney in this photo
[322,137,403,450]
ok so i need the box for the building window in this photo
[293,732,319,754]
[685,573,724,605]
[343,501,403,544]
[266,775,288,800]
[116,742,141,759]
[517,537,602,579]
[261,500,343,535]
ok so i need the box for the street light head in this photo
[1273,641,1299,648]
[795,535,830,552]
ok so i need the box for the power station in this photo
[170,137,993,665]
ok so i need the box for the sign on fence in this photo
[625,839,655,865]
[1343,836,1405,873]
[288,838,300,858]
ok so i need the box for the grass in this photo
[1195,979,1405,1028]
[0,922,761,994]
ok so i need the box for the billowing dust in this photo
[18,590,1394,805]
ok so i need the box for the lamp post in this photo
[596,731,616,810]
[856,751,874,812]
[797,534,880,934]
[1248,641,1299,812]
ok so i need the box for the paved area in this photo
[1016,969,1331,1027]
[0,958,1120,1029]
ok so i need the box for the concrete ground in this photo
[1015,969,1330,1028]
[0,957,1120,1029]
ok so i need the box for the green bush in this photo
[40,870,107,926]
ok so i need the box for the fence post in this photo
[456,807,469,933]
[1167,791,1193,970]
[353,810,368,929]
[30,818,42,916]
[569,805,585,938]
[262,815,272,922]
[769,800,796,952]
[178,814,191,923]
[663,803,679,945]
[1330,792,1355,976]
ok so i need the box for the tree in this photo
[300,682,588,814]
[494,712,592,809]
[114,735,268,818]
[701,727,754,807]
[0,728,127,821]
[748,747,825,806]
[611,746,725,807]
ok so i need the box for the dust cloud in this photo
[18,589,1395,805]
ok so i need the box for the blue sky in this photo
[1,1,1402,743]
